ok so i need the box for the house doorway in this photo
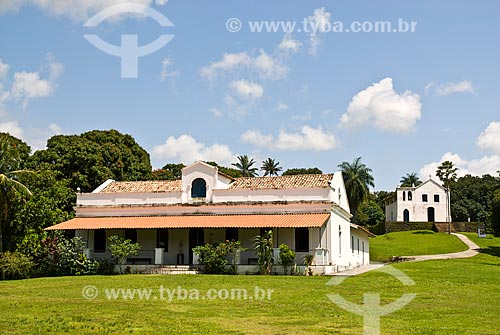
[189,228,204,264]
[403,209,410,222]
[427,207,435,222]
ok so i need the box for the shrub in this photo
[193,240,242,274]
[303,254,315,276]
[279,244,296,275]
[254,230,273,275]
[108,235,141,274]
[95,259,116,275]
[0,251,34,279]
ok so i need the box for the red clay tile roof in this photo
[98,174,333,193]
[100,180,182,193]
[229,174,333,190]
[45,213,330,230]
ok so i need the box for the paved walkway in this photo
[333,233,480,276]
[400,233,480,262]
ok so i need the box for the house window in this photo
[225,228,238,242]
[422,194,428,202]
[403,209,410,222]
[295,228,309,252]
[351,236,354,253]
[94,230,106,252]
[434,194,440,202]
[156,229,168,250]
[191,178,207,198]
[357,238,360,255]
[408,191,412,201]
[403,191,406,201]
[124,229,137,244]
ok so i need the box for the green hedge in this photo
[368,221,484,235]
[385,222,435,233]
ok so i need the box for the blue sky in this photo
[1,0,499,190]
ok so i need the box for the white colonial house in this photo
[46,161,373,274]
[384,178,450,223]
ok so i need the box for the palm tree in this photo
[0,134,32,255]
[254,230,273,275]
[232,155,258,177]
[436,161,458,234]
[400,173,422,187]
[436,161,458,189]
[337,157,375,217]
[260,158,282,177]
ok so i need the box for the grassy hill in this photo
[370,230,468,262]
[1,241,500,334]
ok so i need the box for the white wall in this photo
[211,187,332,203]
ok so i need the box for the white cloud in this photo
[209,107,223,117]
[241,125,338,151]
[426,80,475,96]
[11,72,53,100]
[0,120,23,138]
[200,50,287,83]
[0,0,168,22]
[419,152,500,181]
[9,54,63,108]
[230,80,263,99]
[291,111,312,122]
[46,54,64,81]
[200,52,252,82]
[0,59,9,82]
[160,56,179,81]
[306,7,332,56]
[276,102,288,111]
[476,121,500,154]
[279,34,302,54]
[152,134,236,166]
[254,49,288,80]
[340,77,422,134]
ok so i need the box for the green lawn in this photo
[370,230,469,262]
[1,234,500,334]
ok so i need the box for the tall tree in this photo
[337,157,375,217]
[0,133,32,254]
[232,155,258,177]
[436,161,458,189]
[400,172,422,187]
[28,130,152,192]
[491,190,500,237]
[260,158,282,177]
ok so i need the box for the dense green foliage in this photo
[0,251,33,279]
[151,163,185,180]
[193,241,242,274]
[354,197,385,226]
[450,174,500,224]
[0,133,33,254]
[282,167,322,175]
[491,190,500,236]
[28,130,152,192]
